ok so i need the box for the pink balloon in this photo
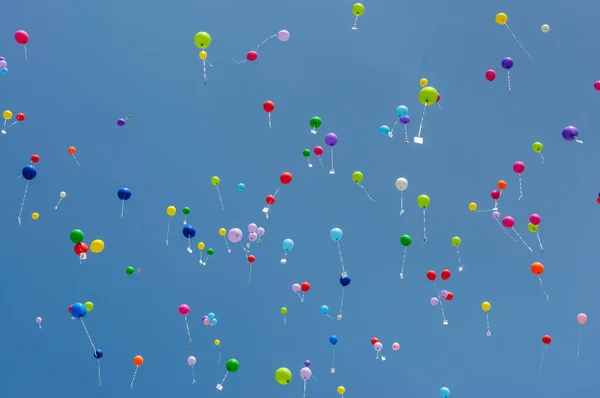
[300,367,312,380]
[15,30,29,45]
[203,318,210,325]
[502,216,515,228]
[0,61,7,69]
[490,190,501,200]
[248,223,257,233]
[277,30,290,42]
[492,211,500,220]
[513,161,525,174]
[187,356,197,366]
[292,283,301,293]
[178,304,190,315]
[248,232,258,242]
[256,227,265,236]
[430,297,439,306]
[392,342,400,351]
[440,290,448,299]
[594,81,600,91]
[373,342,383,351]
[529,213,541,225]
[228,228,243,243]
[577,313,588,325]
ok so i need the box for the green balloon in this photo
[400,235,412,246]
[207,248,215,255]
[352,171,364,183]
[275,367,292,385]
[532,142,544,153]
[194,32,212,49]
[309,116,322,129]
[70,229,84,244]
[126,266,135,275]
[226,358,240,372]
[417,194,431,209]
[451,236,461,247]
[302,149,311,158]
[418,87,438,106]
[183,207,191,215]
[527,222,538,233]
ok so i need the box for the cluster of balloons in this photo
[2,109,25,134]
[239,30,290,64]
[202,312,218,326]
[0,56,7,75]
[292,282,311,302]
[426,269,454,305]
[194,31,212,85]
[70,228,105,260]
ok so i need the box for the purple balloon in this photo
[228,228,243,243]
[300,367,312,380]
[117,118,126,126]
[202,315,208,321]
[440,290,448,299]
[562,126,579,141]
[501,57,514,70]
[304,360,311,367]
[325,133,338,147]
[0,57,5,61]
[430,297,439,306]
[399,115,410,125]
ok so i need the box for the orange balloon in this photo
[531,262,544,275]
[68,146,76,155]
[497,180,507,190]
[133,355,144,366]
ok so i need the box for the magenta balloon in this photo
[14,30,29,45]
[292,283,301,293]
[490,190,500,200]
[248,223,257,233]
[228,228,243,243]
[373,342,383,351]
[577,313,588,325]
[529,213,541,225]
[492,211,500,220]
[502,216,515,228]
[513,161,525,174]
[277,30,290,42]
[187,356,197,366]
[178,304,190,315]
[430,297,439,306]
[248,232,258,242]
[440,290,448,299]
[300,367,312,380]
[256,227,265,236]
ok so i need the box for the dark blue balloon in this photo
[22,165,37,180]
[94,349,104,359]
[329,335,338,345]
[340,275,351,286]
[183,225,196,238]
[117,187,132,200]
[71,302,87,318]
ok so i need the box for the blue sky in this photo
[1,0,599,397]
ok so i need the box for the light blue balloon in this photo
[0,68,7,75]
[207,312,215,320]
[211,318,218,326]
[282,238,295,252]
[440,387,450,398]
[329,228,343,241]
[396,105,408,118]
[379,125,390,136]
[237,183,245,191]
[320,305,329,314]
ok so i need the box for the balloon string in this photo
[504,24,533,60]
[306,157,313,167]
[536,231,544,253]
[538,277,549,300]
[80,318,97,352]
[274,183,282,196]
[199,251,204,264]
[437,103,443,111]
[17,180,29,226]
[6,121,18,129]
[23,45,28,60]
[507,70,512,95]
[331,346,336,373]
[256,34,277,50]
[130,366,138,389]
[538,346,547,376]
[303,379,307,398]
[203,60,207,86]
[336,241,346,275]
[192,365,196,384]
[3,119,6,129]
[496,220,517,241]
[283,314,287,324]
[219,371,229,388]
[262,204,270,218]
[268,113,272,129]
[475,208,494,212]
[218,350,222,364]
[422,209,427,243]
[72,155,82,167]
[183,215,188,225]
[165,218,171,245]
[400,246,408,279]
[495,191,503,208]
[337,286,345,320]
[433,281,448,325]
[399,191,404,215]
[389,118,398,137]
[575,138,583,144]
[538,152,546,163]
[216,185,225,212]
[311,127,317,134]
[248,261,253,285]
[55,198,63,210]
[311,374,318,383]
[184,315,193,345]
[356,183,375,201]
[232,57,247,64]
[317,155,323,167]
[512,227,532,252]
[121,199,125,219]
[329,148,335,174]
[456,248,464,271]
[351,15,359,30]
[223,237,231,254]
[417,105,427,139]
[577,326,583,360]
[517,174,523,200]
[485,313,491,336]
[240,241,249,253]
[404,125,409,144]
[97,360,102,386]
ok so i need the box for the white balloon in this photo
[59,191,67,198]
[541,24,550,33]
[395,177,408,191]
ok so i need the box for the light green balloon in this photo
[194,32,212,49]
[352,171,364,183]
[417,194,431,209]
[451,236,461,247]
[532,142,544,153]
[352,3,365,16]
[418,87,438,106]
[211,176,220,186]
[527,222,538,233]
[275,367,292,385]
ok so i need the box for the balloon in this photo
[183,225,196,238]
[117,187,132,200]
[419,78,428,86]
[373,342,383,351]
[178,304,190,315]
[247,51,258,61]
[330,227,343,241]
[197,242,205,250]
[400,234,412,246]
[400,115,410,124]
[59,191,67,199]
[497,180,507,190]
[441,269,451,280]
[320,305,329,314]
[379,125,391,136]
[188,356,197,366]
[310,116,322,129]
[199,51,207,60]
[501,216,514,228]
[529,214,541,225]
[211,176,221,186]
[396,105,408,117]
[392,342,400,351]
[314,146,324,156]
[214,339,221,346]
[468,202,477,211]
[211,318,218,326]
[90,239,105,253]
[440,387,451,398]
[280,307,287,315]
[440,290,448,299]
[577,313,588,325]
[304,360,311,367]
[194,32,211,49]
[228,228,243,243]
[541,24,550,33]
[166,206,176,216]
[371,337,380,345]
[225,359,240,372]
[451,237,461,247]
[492,211,500,220]
[117,118,126,126]
[15,30,29,45]
[282,239,294,251]
[329,335,338,345]
[16,113,25,122]
[263,101,275,113]
[208,313,216,320]
[219,228,226,236]
[340,275,351,286]
[300,367,312,380]
[595,81,600,91]
[485,69,496,81]
[248,223,258,233]
[417,194,431,208]
[0,61,6,68]
[248,232,258,241]
[562,126,580,141]
[528,223,538,233]
[352,171,363,183]
[501,57,514,70]
[325,133,338,146]
[22,165,37,181]
[36,316,42,324]
[238,183,245,191]
[418,87,438,106]
[275,367,292,384]
[300,282,311,292]
[303,149,311,158]
[94,349,103,359]
[68,146,76,155]
[513,161,525,174]
[247,254,256,263]
[256,227,265,236]
[338,386,346,395]
[352,3,365,15]
[542,335,552,345]
[531,262,544,275]
[203,318,210,325]
[0,68,7,75]
[395,177,408,191]
[71,302,87,318]
[481,301,491,312]
[133,355,144,366]
[491,190,500,200]
[126,266,135,275]
[74,242,87,255]
[84,301,94,312]
[70,229,85,244]
[495,13,508,25]
[532,142,544,152]
[430,297,439,306]
[280,172,293,184]
[292,283,301,293]
[31,154,40,163]
[68,305,72,314]
[277,30,290,42]
[426,270,436,281]
[31,212,39,220]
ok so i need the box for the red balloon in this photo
[74,242,89,255]
[445,292,454,301]
[313,146,324,156]
[30,154,40,163]
[436,94,441,102]
[247,51,258,61]
[370,337,380,345]
[266,195,276,205]
[280,172,292,185]
[300,282,311,292]
[485,69,496,82]
[248,254,256,263]
[441,269,451,280]
[597,197,600,204]
[15,30,29,45]
[16,113,25,122]
[263,100,275,113]
[426,270,436,281]
[542,335,552,345]
[68,305,73,314]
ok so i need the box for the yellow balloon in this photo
[3,110,12,120]
[337,386,346,395]
[495,13,508,25]
[481,301,491,312]
[84,301,94,312]
[468,202,477,212]
[214,339,221,346]
[419,78,428,87]
[199,51,208,60]
[166,206,176,216]
[197,242,205,250]
[90,239,105,253]
[31,212,40,220]
[218,228,226,236]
